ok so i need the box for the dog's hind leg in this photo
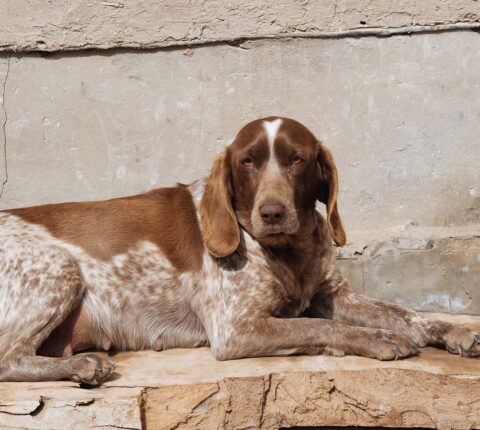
[0,242,115,384]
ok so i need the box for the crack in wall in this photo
[1,21,479,54]
[0,56,10,200]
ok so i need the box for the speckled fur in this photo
[1,117,479,385]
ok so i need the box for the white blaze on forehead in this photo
[263,118,283,173]
[263,118,283,149]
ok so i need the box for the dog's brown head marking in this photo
[200,116,346,257]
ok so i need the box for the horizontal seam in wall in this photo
[0,21,479,54]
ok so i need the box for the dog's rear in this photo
[0,211,114,383]
[0,186,208,384]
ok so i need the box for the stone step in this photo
[1,313,479,430]
[338,230,480,315]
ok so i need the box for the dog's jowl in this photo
[1,117,479,384]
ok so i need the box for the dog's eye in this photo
[291,154,304,165]
[242,156,254,167]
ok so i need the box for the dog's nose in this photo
[259,202,285,224]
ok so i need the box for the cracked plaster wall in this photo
[0,2,479,313]
[1,0,480,51]
[1,34,479,230]
[0,58,8,200]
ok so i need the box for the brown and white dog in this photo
[0,117,479,385]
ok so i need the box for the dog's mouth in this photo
[255,230,293,248]
[257,226,291,237]
[235,208,300,240]
[253,219,300,240]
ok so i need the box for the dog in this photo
[0,117,478,385]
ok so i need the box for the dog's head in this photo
[200,117,346,257]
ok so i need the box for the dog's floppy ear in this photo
[200,151,240,257]
[316,141,346,246]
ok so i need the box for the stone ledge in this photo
[0,1,480,52]
[338,229,480,315]
[0,313,479,430]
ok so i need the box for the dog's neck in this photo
[258,208,323,275]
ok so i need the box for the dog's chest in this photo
[274,290,313,317]
[221,239,319,319]
[265,241,336,318]
[272,274,318,318]
[273,260,325,316]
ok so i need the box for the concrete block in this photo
[338,236,480,314]
[337,257,364,294]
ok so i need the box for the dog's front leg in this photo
[202,313,417,361]
[309,278,480,358]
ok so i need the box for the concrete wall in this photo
[1,2,479,313]
[1,1,480,51]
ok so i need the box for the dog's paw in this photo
[366,330,418,361]
[443,326,480,358]
[70,354,116,385]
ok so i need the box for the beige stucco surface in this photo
[1,1,480,51]
[1,32,479,230]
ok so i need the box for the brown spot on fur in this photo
[7,185,204,272]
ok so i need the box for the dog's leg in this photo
[204,313,418,361]
[309,279,480,358]
[0,354,116,384]
[0,243,115,384]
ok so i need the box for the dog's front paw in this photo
[360,330,418,361]
[443,326,480,358]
